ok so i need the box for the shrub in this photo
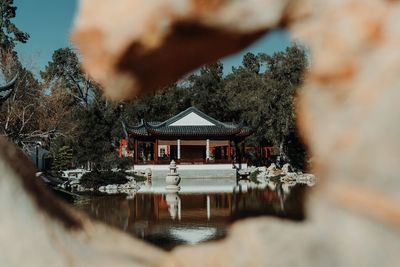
[249,170,261,184]
[80,171,128,189]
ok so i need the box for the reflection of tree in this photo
[74,195,130,228]
[231,182,306,221]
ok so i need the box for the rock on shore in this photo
[249,163,316,186]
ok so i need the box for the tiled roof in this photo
[126,121,149,137]
[126,107,253,139]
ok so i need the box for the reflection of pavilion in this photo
[124,181,307,246]
[125,107,253,165]
[73,180,309,250]
[136,178,240,222]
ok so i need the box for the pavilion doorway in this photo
[181,145,206,162]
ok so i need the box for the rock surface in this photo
[0,138,171,267]
[292,0,400,202]
[3,0,400,266]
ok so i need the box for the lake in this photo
[69,178,310,250]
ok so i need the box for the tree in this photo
[0,0,50,146]
[0,51,44,145]
[0,0,29,78]
[39,47,127,170]
[223,52,264,124]
[242,52,260,74]
[51,145,73,171]
[186,62,228,119]
[257,45,308,168]
[41,48,97,108]
[222,45,308,169]
[0,0,29,52]
[71,100,120,169]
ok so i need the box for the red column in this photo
[154,139,159,164]
[241,141,246,162]
[119,140,123,158]
[227,141,232,162]
[134,139,138,164]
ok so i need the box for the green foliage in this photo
[187,62,228,119]
[41,48,123,170]
[71,101,120,169]
[51,145,73,171]
[80,171,128,189]
[0,0,29,51]
[0,1,45,145]
[269,174,285,183]
[121,61,228,124]
[249,170,261,184]
[40,47,98,107]
[133,174,146,182]
[41,43,308,173]
[101,152,133,170]
[242,52,260,74]
[222,45,308,169]
[0,53,44,145]
[116,157,134,170]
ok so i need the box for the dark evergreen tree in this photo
[0,0,29,50]
[187,62,228,120]
[51,145,73,171]
[71,100,121,170]
[258,44,308,168]
[41,47,98,108]
[222,45,308,169]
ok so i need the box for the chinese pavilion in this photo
[124,107,253,164]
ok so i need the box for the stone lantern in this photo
[165,160,181,192]
[144,168,152,183]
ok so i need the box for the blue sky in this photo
[13,0,291,75]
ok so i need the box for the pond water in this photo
[69,178,310,250]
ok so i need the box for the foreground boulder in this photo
[1,0,400,266]
[0,138,171,267]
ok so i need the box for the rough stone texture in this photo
[72,0,290,100]
[171,196,400,267]
[289,0,400,231]
[2,0,400,266]
[167,1,400,265]
[0,138,171,267]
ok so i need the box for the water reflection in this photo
[73,178,312,250]
[165,192,180,220]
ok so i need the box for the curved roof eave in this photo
[0,74,18,93]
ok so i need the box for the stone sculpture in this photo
[165,160,181,192]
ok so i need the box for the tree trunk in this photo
[277,139,287,167]
[234,140,242,170]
